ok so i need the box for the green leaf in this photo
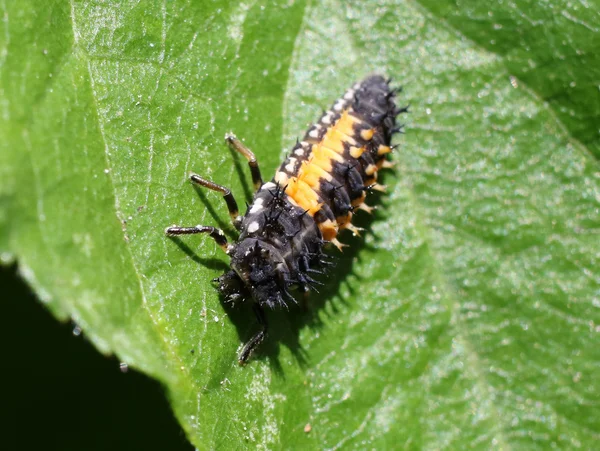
[417,0,600,159]
[1,0,599,449]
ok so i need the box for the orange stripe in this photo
[285,107,370,245]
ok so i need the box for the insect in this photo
[166,75,406,364]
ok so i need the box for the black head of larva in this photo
[214,183,319,315]
[217,239,292,310]
[215,268,246,303]
[165,74,406,364]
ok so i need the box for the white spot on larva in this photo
[333,100,345,111]
[262,182,276,190]
[249,197,264,214]
[300,141,309,147]
[321,111,334,124]
[309,129,320,138]
[285,158,297,173]
[247,221,260,233]
[294,148,305,156]
[343,89,355,100]
[274,171,289,185]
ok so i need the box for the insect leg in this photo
[165,225,229,253]
[238,303,268,365]
[225,133,263,191]
[189,174,242,230]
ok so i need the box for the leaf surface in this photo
[1,0,599,449]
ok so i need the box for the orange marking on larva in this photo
[331,128,357,147]
[349,146,365,159]
[377,144,392,155]
[287,177,321,216]
[370,183,387,193]
[357,203,375,214]
[314,144,345,164]
[360,128,375,140]
[301,161,331,188]
[309,146,337,172]
[351,192,366,207]
[346,223,364,236]
[336,212,352,229]
[368,171,379,183]
[364,177,377,187]
[309,203,323,215]
[318,219,338,241]
[320,134,346,154]
[365,164,377,176]
[287,177,314,199]
[284,108,366,222]
[336,110,360,135]
[331,238,347,252]
[380,160,395,169]
[327,110,360,145]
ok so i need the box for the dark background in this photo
[0,264,194,451]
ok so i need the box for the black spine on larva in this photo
[218,183,324,308]
[326,76,398,205]
[218,75,402,310]
[352,75,397,158]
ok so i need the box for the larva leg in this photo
[225,133,263,191]
[238,303,268,365]
[164,225,229,253]
[189,173,242,231]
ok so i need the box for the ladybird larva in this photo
[166,75,406,364]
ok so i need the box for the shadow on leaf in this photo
[170,165,392,375]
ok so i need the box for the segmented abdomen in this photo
[230,75,402,306]
[273,75,399,249]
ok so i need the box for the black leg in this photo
[225,133,263,191]
[189,173,242,230]
[165,225,229,253]
[238,303,268,365]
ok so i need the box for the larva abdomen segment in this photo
[276,75,398,246]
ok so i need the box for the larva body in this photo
[166,75,405,363]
